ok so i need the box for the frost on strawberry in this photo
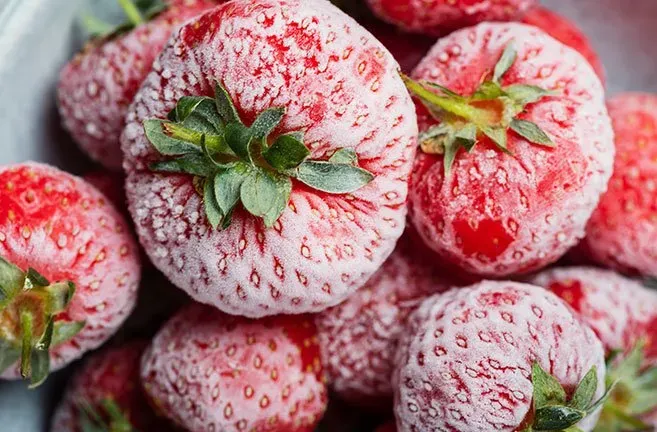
[121,0,418,317]
[365,0,537,36]
[140,303,328,432]
[393,281,607,432]
[0,163,140,386]
[57,0,223,170]
[532,267,657,430]
[51,341,173,432]
[315,231,453,408]
[406,23,614,277]
[577,93,657,278]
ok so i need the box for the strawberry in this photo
[315,231,452,409]
[0,163,140,387]
[404,23,614,277]
[577,93,657,278]
[532,266,657,431]
[393,280,609,432]
[83,171,127,212]
[140,302,328,431]
[521,6,606,85]
[57,0,223,170]
[365,0,537,36]
[120,0,418,317]
[50,341,173,432]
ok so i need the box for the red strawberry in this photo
[315,231,453,408]
[365,0,537,36]
[532,267,657,431]
[58,0,224,170]
[522,6,606,85]
[121,0,418,317]
[394,281,608,432]
[0,163,140,387]
[50,341,173,432]
[404,23,613,277]
[83,171,127,211]
[577,93,657,278]
[140,303,328,431]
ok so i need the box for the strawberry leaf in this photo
[264,133,310,170]
[0,257,25,308]
[144,120,201,155]
[534,406,585,431]
[532,362,567,409]
[569,366,598,411]
[52,321,85,347]
[203,176,223,230]
[251,108,285,140]
[263,177,292,228]
[0,341,19,374]
[169,96,223,134]
[213,164,247,216]
[214,83,242,125]
[494,42,517,83]
[481,126,510,153]
[150,153,214,177]
[455,124,478,151]
[240,169,279,218]
[505,84,552,107]
[472,81,505,101]
[224,123,252,161]
[329,148,359,165]
[510,119,554,147]
[294,161,374,193]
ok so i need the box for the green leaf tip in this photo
[0,256,83,388]
[78,397,137,432]
[144,81,375,230]
[530,362,611,431]
[401,42,555,175]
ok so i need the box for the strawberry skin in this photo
[51,341,173,432]
[578,93,657,278]
[393,281,606,432]
[0,163,140,380]
[532,267,657,365]
[57,0,224,170]
[365,0,537,36]
[121,0,418,317]
[522,6,606,85]
[315,231,453,408]
[140,303,328,432]
[408,23,614,277]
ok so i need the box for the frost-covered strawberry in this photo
[315,232,452,408]
[0,163,140,386]
[58,0,223,170]
[522,6,605,85]
[140,303,328,431]
[121,0,418,317]
[394,281,609,432]
[532,267,657,431]
[51,341,172,432]
[405,23,613,277]
[365,0,537,36]
[578,93,657,278]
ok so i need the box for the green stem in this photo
[117,0,144,26]
[19,309,33,379]
[165,123,228,153]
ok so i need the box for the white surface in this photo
[0,0,655,431]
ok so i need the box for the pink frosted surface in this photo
[140,303,327,432]
[121,0,418,317]
[579,93,657,278]
[408,23,614,277]
[393,280,606,432]
[0,162,140,378]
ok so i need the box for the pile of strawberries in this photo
[1,0,655,431]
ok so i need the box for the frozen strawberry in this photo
[532,267,657,431]
[522,6,606,85]
[394,281,609,432]
[140,303,328,431]
[50,341,172,432]
[0,163,140,387]
[315,232,452,408]
[121,0,418,317]
[58,0,223,170]
[365,0,537,36]
[404,23,613,277]
[578,93,657,278]
[83,171,126,211]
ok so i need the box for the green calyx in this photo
[523,362,616,432]
[144,82,375,230]
[82,0,167,40]
[0,256,85,388]
[593,342,657,432]
[402,42,555,175]
[78,397,137,432]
